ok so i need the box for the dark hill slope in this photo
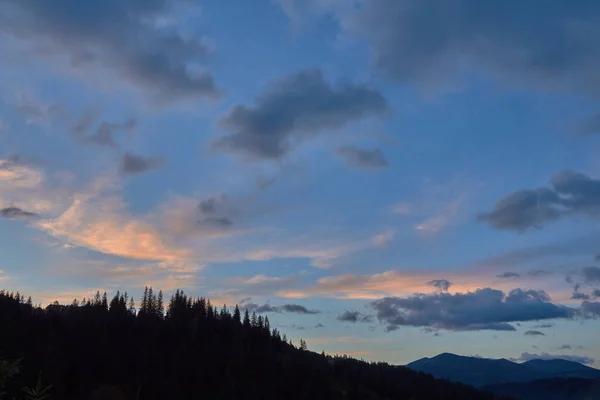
[0,289,513,400]
[484,377,600,400]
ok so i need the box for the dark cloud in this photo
[0,207,38,219]
[524,330,545,336]
[120,152,165,176]
[244,303,320,315]
[0,155,26,169]
[580,301,600,317]
[314,323,325,328]
[497,272,520,279]
[592,288,600,298]
[344,1,600,96]
[198,196,222,214]
[336,145,388,169]
[15,93,61,125]
[571,284,590,301]
[72,116,136,147]
[213,69,388,160]
[337,310,373,323]
[196,195,235,228]
[527,269,551,277]
[371,288,572,332]
[581,266,600,284]
[512,352,595,365]
[478,170,600,231]
[200,216,233,228]
[427,279,452,292]
[1,0,218,101]
[533,323,554,329]
[559,345,572,350]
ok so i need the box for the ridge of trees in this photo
[0,288,515,400]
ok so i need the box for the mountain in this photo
[406,353,600,387]
[521,359,600,379]
[0,289,513,400]
[484,377,600,400]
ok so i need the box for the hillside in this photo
[484,377,600,400]
[406,353,600,387]
[0,288,513,400]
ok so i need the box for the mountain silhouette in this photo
[407,353,600,387]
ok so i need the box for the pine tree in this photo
[251,311,258,327]
[243,309,251,328]
[233,305,241,325]
[156,290,164,318]
[101,291,108,310]
[300,339,308,351]
[128,297,136,314]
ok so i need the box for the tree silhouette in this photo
[0,288,514,400]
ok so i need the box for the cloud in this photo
[497,272,520,279]
[593,288,600,298]
[527,269,551,277]
[572,284,590,300]
[524,330,545,336]
[1,0,219,101]
[336,145,388,169]
[371,288,573,332]
[315,323,325,328]
[213,68,388,160]
[0,206,37,219]
[393,202,411,214]
[371,230,395,247]
[580,301,600,317]
[243,303,320,315]
[427,279,452,292]
[479,170,600,231]
[196,195,236,229]
[512,352,595,365]
[278,267,529,300]
[415,193,467,234]
[220,274,298,298]
[72,116,136,147]
[37,178,189,262]
[14,92,61,125]
[120,152,165,176]
[337,310,373,323]
[582,266,600,283]
[560,345,572,350]
[534,323,554,329]
[337,0,600,96]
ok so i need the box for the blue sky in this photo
[1,0,600,366]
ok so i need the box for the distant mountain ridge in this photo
[406,353,600,387]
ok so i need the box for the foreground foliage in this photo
[0,288,513,400]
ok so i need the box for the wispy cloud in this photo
[372,229,395,247]
[415,193,468,234]
[37,178,190,262]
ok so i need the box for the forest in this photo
[0,288,515,400]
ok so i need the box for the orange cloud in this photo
[37,179,190,262]
[278,268,573,302]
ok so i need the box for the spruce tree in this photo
[233,305,241,325]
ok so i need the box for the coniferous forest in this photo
[0,288,515,400]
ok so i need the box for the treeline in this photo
[0,288,514,400]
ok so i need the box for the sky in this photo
[1,0,600,367]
